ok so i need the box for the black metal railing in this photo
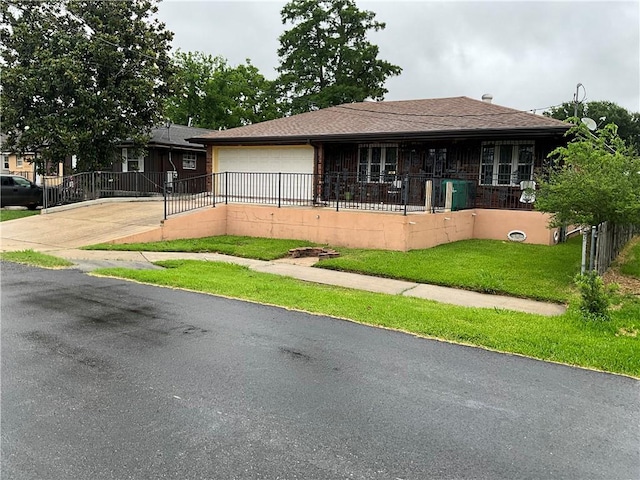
[43,171,166,208]
[164,174,213,218]
[219,172,316,208]
[39,170,539,218]
[163,172,537,218]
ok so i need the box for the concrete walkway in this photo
[1,200,566,316]
[48,248,567,316]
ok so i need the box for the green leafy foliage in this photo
[574,271,614,321]
[545,101,640,153]
[276,0,402,114]
[0,0,174,171]
[536,122,640,227]
[165,52,282,129]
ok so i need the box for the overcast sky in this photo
[155,1,640,114]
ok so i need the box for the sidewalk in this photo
[49,248,567,317]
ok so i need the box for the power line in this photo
[329,101,570,132]
[334,101,567,119]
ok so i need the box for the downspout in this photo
[165,120,177,177]
[168,148,176,173]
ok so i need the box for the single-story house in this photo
[121,96,570,251]
[115,124,214,180]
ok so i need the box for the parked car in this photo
[1,175,43,210]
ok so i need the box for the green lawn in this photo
[0,210,40,222]
[4,235,638,376]
[93,260,640,378]
[317,238,583,303]
[618,237,640,279]
[84,235,318,261]
[0,249,73,268]
[86,235,583,302]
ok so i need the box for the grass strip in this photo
[1,249,73,268]
[0,210,40,222]
[83,235,317,261]
[94,260,640,378]
[84,235,582,302]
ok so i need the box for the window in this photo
[16,156,24,168]
[358,144,398,182]
[122,148,144,172]
[182,152,197,170]
[2,155,9,169]
[480,142,534,185]
[426,148,448,176]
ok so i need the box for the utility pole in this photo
[573,83,584,118]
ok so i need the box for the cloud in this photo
[157,0,640,112]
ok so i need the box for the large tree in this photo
[545,101,640,153]
[536,122,640,227]
[0,0,174,172]
[165,51,281,129]
[276,0,402,115]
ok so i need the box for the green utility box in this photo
[442,179,475,211]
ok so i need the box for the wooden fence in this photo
[586,222,639,274]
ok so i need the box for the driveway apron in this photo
[0,200,164,252]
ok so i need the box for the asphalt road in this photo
[2,262,638,480]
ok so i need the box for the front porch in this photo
[317,172,536,213]
[314,137,558,212]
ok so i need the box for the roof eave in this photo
[190,126,570,146]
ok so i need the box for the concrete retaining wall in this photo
[111,204,558,250]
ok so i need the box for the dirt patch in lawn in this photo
[602,236,640,296]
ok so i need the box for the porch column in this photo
[205,146,213,193]
[424,180,433,213]
[314,143,324,204]
[444,181,453,213]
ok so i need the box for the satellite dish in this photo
[581,117,597,131]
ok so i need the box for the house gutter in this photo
[187,126,570,147]
[150,143,206,152]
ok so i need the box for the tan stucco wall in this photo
[406,211,476,249]
[472,209,557,245]
[224,205,410,250]
[112,204,558,250]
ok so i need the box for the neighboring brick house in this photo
[116,124,214,181]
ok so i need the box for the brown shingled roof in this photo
[190,96,570,145]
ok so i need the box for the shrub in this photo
[574,271,614,320]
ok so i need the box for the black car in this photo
[1,175,43,210]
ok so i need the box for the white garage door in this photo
[216,146,315,203]
[217,146,314,174]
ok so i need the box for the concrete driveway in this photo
[0,199,164,252]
